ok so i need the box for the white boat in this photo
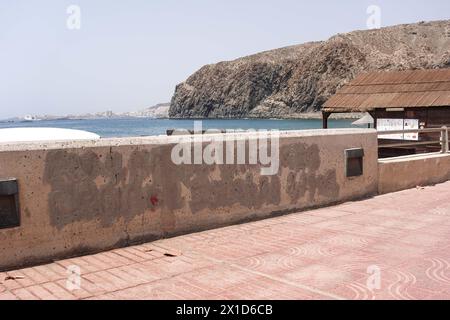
[22,115,41,122]
[0,128,101,143]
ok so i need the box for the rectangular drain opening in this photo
[345,148,364,178]
[0,178,20,229]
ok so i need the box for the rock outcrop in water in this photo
[169,20,450,119]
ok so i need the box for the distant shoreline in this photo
[164,112,363,121]
[1,113,362,123]
[0,114,362,123]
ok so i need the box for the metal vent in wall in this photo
[0,178,20,229]
[345,148,364,178]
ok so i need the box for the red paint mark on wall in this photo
[150,195,159,206]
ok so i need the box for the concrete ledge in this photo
[0,128,374,151]
[378,152,450,194]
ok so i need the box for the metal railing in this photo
[378,126,449,154]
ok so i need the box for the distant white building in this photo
[23,115,40,121]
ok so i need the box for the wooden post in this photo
[441,126,449,153]
[322,112,330,129]
[368,111,377,129]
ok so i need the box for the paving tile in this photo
[56,257,99,274]
[0,290,18,300]
[107,278,203,300]
[275,263,363,291]
[177,265,260,296]
[82,272,121,292]
[41,282,77,300]
[388,258,450,294]
[55,279,93,299]
[4,271,35,287]
[26,285,58,300]
[99,251,133,266]
[12,288,39,300]
[20,267,49,284]
[111,248,147,263]
[32,264,66,282]
[234,252,316,275]
[305,209,356,218]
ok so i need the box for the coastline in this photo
[1,112,363,123]
[167,112,363,121]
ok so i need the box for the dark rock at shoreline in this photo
[170,20,450,119]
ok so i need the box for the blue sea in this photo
[0,118,355,138]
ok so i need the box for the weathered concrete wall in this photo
[0,129,378,270]
[378,153,450,194]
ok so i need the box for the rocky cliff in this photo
[169,20,450,119]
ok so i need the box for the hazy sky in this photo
[0,0,449,119]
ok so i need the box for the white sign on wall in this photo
[377,119,403,140]
[403,119,419,141]
[377,118,419,141]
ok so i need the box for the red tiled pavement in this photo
[2,181,450,300]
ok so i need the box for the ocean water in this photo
[0,118,355,138]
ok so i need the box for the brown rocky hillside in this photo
[169,20,450,118]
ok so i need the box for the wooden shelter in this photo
[322,68,450,129]
[323,68,450,156]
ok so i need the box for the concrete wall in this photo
[0,129,378,270]
[378,153,450,194]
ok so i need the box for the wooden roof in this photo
[323,69,450,113]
